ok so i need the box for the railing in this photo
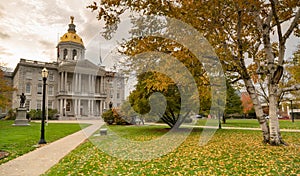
[57,91,107,97]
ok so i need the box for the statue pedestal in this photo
[13,108,30,126]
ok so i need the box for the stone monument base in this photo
[13,108,30,126]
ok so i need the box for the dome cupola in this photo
[57,16,85,62]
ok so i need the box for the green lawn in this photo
[0,120,89,164]
[44,125,300,175]
[196,119,300,129]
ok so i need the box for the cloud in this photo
[0,5,4,18]
[39,40,54,48]
[0,46,13,57]
[0,32,10,39]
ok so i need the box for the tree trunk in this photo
[268,84,286,145]
[243,77,270,143]
[222,116,226,124]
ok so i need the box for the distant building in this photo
[8,17,125,119]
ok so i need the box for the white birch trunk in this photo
[243,76,270,143]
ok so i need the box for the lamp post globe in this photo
[39,68,48,144]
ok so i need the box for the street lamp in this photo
[39,68,48,144]
[290,99,294,123]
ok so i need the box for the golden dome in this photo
[59,16,84,46]
[59,32,84,46]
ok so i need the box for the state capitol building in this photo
[5,17,125,119]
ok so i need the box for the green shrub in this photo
[28,109,59,120]
[102,109,114,125]
[48,109,59,120]
[28,109,42,120]
[102,109,131,125]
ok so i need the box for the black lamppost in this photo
[39,68,48,144]
[218,99,222,129]
[290,99,294,123]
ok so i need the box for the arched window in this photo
[72,49,77,60]
[63,49,68,60]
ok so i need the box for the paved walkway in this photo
[0,120,103,176]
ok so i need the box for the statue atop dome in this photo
[70,16,74,24]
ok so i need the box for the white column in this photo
[96,77,99,93]
[65,72,68,92]
[94,76,96,93]
[74,99,77,116]
[100,76,104,93]
[78,99,81,116]
[88,100,91,116]
[72,73,74,93]
[91,76,94,93]
[93,76,96,93]
[75,73,78,92]
[91,100,94,116]
[60,72,64,91]
[100,100,103,115]
[89,75,92,93]
[60,99,63,115]
[58,73,61,93]
[79,74,81,92]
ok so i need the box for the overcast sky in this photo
[0,0,117,69]
[0,0,299,71]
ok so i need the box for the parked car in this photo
[278,115,289,120]
[265,114,286,119]
[195,114,204,118]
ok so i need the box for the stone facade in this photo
[9,17,125,119]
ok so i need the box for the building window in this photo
[48,85,54,96]
[48,72,54,81]
[25,100,30,110]
[25,83,31,94]
[117,82,122,89]
[63,49,68,60]
[117,93,120,99]
[37,100,42,110]
[37,84,42,94]
[72,49,77,60]
[26,71,32,79]
[109,81,113,88]
[48,101,53,109]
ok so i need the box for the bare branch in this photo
[281,84,300,93]
[283,8,300,44]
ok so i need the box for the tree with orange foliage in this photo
[241,92,254,114]
[0,68,15,110]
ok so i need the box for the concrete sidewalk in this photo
[0,120,103,176]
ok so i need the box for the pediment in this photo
[58,60,106,75]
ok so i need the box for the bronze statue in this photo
[20,93,26,108]
[109,102,113,109]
